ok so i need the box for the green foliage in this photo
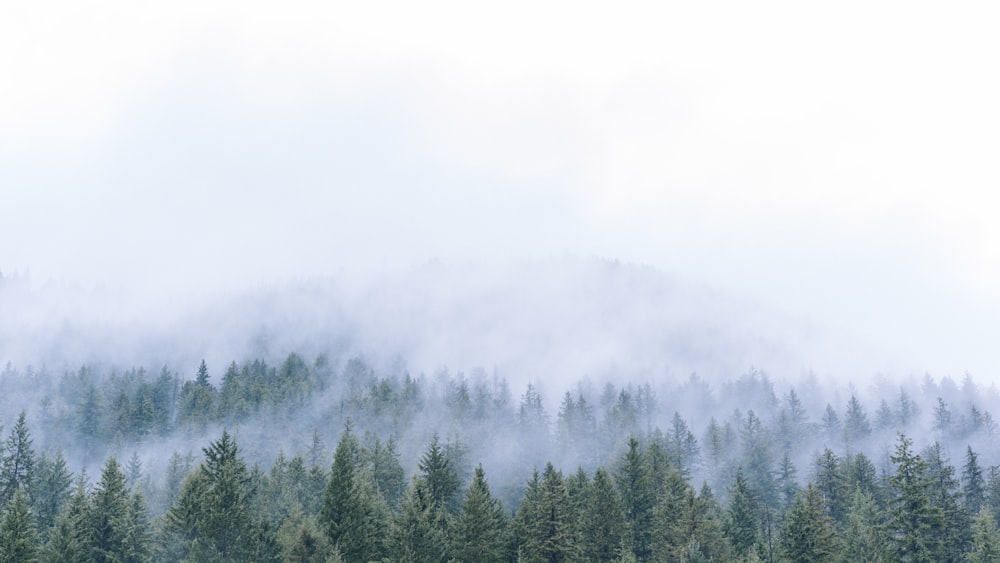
[0,412,35,507]
[778,483,840,563]
[454,465,506,563]
[886,434,944,562]
[0,487,38,563]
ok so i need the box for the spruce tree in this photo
[778,483,840,563]
[967,507,1000,563]
[581,468,625,562]
[389,477,450,562]
[0,412,35,506]
[0,487,38,563]
[524,463,580,563]
[455,465,506,563]
[90,457,130,563]
[30,450,72,533]
[885,434,943,562]
[319,426,388,562]
[725,468,758,558]
[841,487,888,563]
[963,446,986,515]
[616,437,655,561]
[418,433,461,514]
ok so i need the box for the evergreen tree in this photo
[885,434,943,562]
[276,504,334,563]
[923,442,969,562]
[364,434,406,510]
[581,468,625,562]
[198,431,256,561]
[388,477,450,562]
[418,433,461,514]
[121,492,151,563]
[725,468,758,558]
[0,412,35,507]
[0,487,38,563]
[841,487,888,563]
[779,483,840,563]
[523,463,580,563]
[967,507,1000,563]
[963,446,986,515]
[454,465,506,563]
[90,457,130,563]
[843,395,872,447]
[814,449,848,525]
[776,452,800,511]
[616,437,655,561]
[319,426,388,562]
[39,475,91,563]
[30,450,72,533]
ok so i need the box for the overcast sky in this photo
[3,1,999,379]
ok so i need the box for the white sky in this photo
[2,0,1000,378]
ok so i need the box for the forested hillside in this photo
[2,352,1000,562]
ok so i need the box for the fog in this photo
[5,3,1000,541]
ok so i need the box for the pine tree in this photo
[885,434,943,562]
[963,446,986,515]
[778,483,840,563]
[841,487,888,563]
[0,412,35,506]
[365,435,405,510]
[30,450,72,533]
[617,437,655,561]
[967,507,1000,563]
[524,463,580,563]
[454,465,506,563]
[418,433,461,514]
[725,468,758,558]
[0,487,38,563]
[39,474,91,563]
[319,426,388,562]
[581,467,625,562]
[90,457,130,563]
[198,431,255,561]
[923,442,969,562]
[814,449,848,525]
[843,396,872,447]
[388,477,450,562]
[276,504,333,563]
[121,492,151,563]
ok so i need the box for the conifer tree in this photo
[455,465,506,563]
[963,446,986,515]
[725,468,758,558]
[617,437,655,561]
[276,504,334,563]
[843,395,872,447]
[0,412,35,507]
[523,463,580,563]
[967,507,1000,563]
[89,457,130,562]
[581,467,625,562]
[319,426,388,562]
[40,474,91,563]
[841,487,888,563]
[418,433,461,514]
[30,450,72,533]
[885,434,943,562]
[778,483,840,563]
[0,487,38,563]
[389,477,450,562]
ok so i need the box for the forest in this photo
[2,352,1000,562]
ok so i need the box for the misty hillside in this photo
[0,260,842,388]
[2,260,999,561]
